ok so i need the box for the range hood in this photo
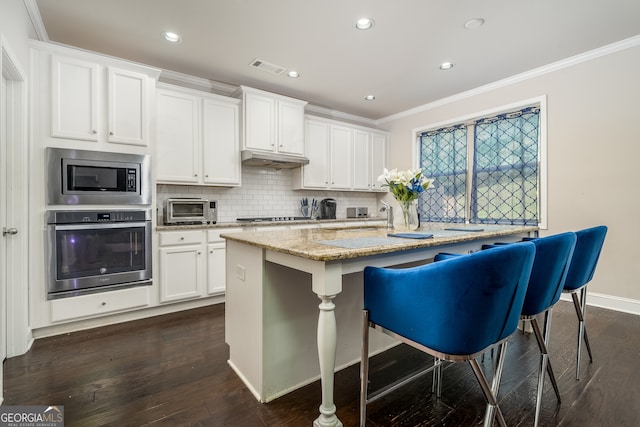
[241,150,309,169]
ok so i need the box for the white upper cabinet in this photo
[236,86,307,156]
[51,55,99,141]
[277,99,306,155]
[370,132,388,191]
[156,84,241,186]
[329,124,353,189]
[156,88,201,183]
[202,96,241,185]
[353,130,371,190]
[302,119,330,188]
[293,116,387,192]
[50,54,150,146]
[31,41,160,153]
[107,68,148,145]
[354,130,388,191]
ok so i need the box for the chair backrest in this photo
[512,233,577,316]
[364,242,535,356]
[563,226,608,291]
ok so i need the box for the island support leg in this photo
[313,294,343,427]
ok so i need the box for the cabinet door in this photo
[244,92,276,151]
[108,67,148,145]
[330,125,353,189]
[352,130,371,190]
[156,89,201,183]
[278,100,305,155]
[371,133,388,191]
[203,97,241,185]
[159,245,204,303]
[207,242,226,295]
[51,55,99,141]
[303,119,330,188]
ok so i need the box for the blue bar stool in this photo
[360,243,535,427]
[562,225,608,380]
[481,232,577,426]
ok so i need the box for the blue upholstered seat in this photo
[480,232,577,426]
[562,225,607,380]
[360,242,535,427]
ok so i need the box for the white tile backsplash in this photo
[157,166,383,222]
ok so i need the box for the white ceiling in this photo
[34,0,640,121]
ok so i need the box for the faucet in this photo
[380,201,393,229]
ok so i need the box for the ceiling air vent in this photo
[249,59,286,75]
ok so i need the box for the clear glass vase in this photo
[396,200,420,231]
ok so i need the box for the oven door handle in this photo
[53,222,149,231]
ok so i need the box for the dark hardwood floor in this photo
[4,300,640,426]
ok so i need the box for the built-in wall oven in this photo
[46,209,152,299]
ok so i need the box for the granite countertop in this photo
[156,217,386,231]
[221,223,539,262]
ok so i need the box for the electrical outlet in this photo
[236,265,246,281]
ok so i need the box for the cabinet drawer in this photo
[51,286,149,323]
[159,230,203,246]
[208,228,242,243]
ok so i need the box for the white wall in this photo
[381,41,640,308]
[0,0,38,403]
[0,0,36,65]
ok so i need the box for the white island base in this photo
[223,225,536,426]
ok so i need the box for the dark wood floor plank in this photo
[4,301,640,426]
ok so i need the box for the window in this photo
[418,102,545,226]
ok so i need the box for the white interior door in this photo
[1,72,8,378]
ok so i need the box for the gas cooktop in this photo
[236,216,311,223]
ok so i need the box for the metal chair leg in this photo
[571,288,593,380]
[470,342,508,427]
[431,357,442,397]
[531,314,561,402]
[530,312,561,427]
[360,310,370,427]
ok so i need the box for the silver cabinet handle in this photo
[92,130,97,134]
[2,227,18,236]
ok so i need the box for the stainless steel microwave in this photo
[46,147,151,205]
[163,198,217,225]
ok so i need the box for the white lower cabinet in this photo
[207,228,241,295]
[158,230,205,303]
[158,228,242,301]
[207,242,226,295]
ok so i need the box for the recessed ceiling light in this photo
[364,95,376,101]
[162,31,182,43]
[355,18,374,30]
[464,18,485,30]
[287,70,300,78]
[440,62,454,70]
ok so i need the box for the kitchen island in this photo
[222,223,538,427]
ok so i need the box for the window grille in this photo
[418,106,540,225]
[419,125,467,223]
[472,107,539,225]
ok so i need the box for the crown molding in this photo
[304,104,378,127]
[378,34,640,125]
[23,0,49,41]
[159,69,237,96]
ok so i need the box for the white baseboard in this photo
[560,292,640,316]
